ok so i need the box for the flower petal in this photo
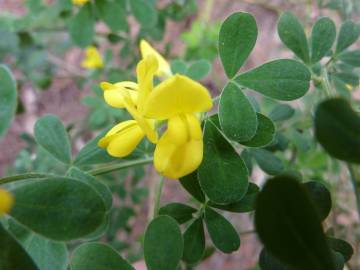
[100,82,138,108]
[140,39,171,77]
[98,120,145,157]
[144,74,213,119]
[81,46,103,69]
[167,114,202,145]
[0,189,14,215]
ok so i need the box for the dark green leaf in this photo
[327,237,353,262]
[158,203,197,224]
[240,113,275,147]
[259,248,290,270]
[198,120,249,204]
[186,59,211,80]
[209,182,259,213]
[95,0,128,32]
[0,224,38,270]
[10,177,107,241]
[277,12,310,63]
[219,82,258,142]
[130,0,157,28]
[68,4,95,47]
[311,17,336,63]
[182,218,205,264]
[304,181,331,221]
[252,149,284,175]
[336,20,360,53]
[34,114,71,164]
[269,104,295,122]
[314,98,360,163]
[179,171,205,203]
[219,12,257,78]
[255,176,336,270]
[338,50,360,67]
[333,251,345,270]
[234,59,311,101]
[144,216,183,270]
[0,65,17,137]
[71,243,134,270]
[204,207,240,253]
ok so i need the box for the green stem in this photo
[0,173,49,185]
[88,157,154,176]
[347,164,360,219]
[152,176,164,218]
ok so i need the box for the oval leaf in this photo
[269,104,295,122]
[278,12,310,63]
[10,177,107,241]
[234,59,311,101]
[0,65,17,137]
[186,59,211,80]
[327,237,353,262]
[240,113,275,147]
[179,171,206,203]
[71,243,134,270]
[144,216,183,270]
[255,176,336,270]
[158,203,197,224]
[336,20,360,53]
[204,207,240,253]
[219,82,258,142]
[252,149,284,175]
[130,0,157,29]
[182,218,205,264]
[95,0,128,32]
[219,12,257,78]
[338,50,360,67]
[314,98,360,163]
[34,114,71,164]
[311,17,336,63]
[198,120,249,204]
[304,181,332,221]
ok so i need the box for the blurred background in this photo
[0,0,359,269]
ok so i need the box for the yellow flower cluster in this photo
[98,40,212,179]
[0,189,13,216]
[81,46,104,69]
[71,0,89,5]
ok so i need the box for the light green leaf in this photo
[278,12,310,63]
[234,59,311,101]
[144,216,183,270]
[219,12,257,78]
[10,177,107,241]
[0,65,17,137]
[240,113,275,147]
[34,114,72,164]
[198,120,249,204]
[71,243,135,270]
[219,82,258,142]
[338,50,360,67]
[95,0,128,32]
[68,3,95,47]
[311,17,336,63]
[336,20,360,53]
[130,0,157,29]
[186,59,211,80]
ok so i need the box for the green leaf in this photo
[144,216,183,270]
[277,12,310,63]
[10,177,107,241]
[269,104,295,122]
[314,98,360,163]
[67,167,113,211]
[219,12,257,78]
[198,120,249,204]
[71,243,134,270]
[0,225,38,270]
[158,203,197,224]
[182,218,205,264]
[73,131,116,166]
[0,65,17,137]
[219,82,258,142]
[209,182,259,213]
[204,207,240,253]
[335,20,360,53]
[8,219,68,270]
[34,114,72,164]
[179,171,205,203]
[310,17,336,63]
[252,149,284,175]
[130,0,157,29]
[255,176,336,270]
[327,237,353,262]
[186,59,211,80]
[259,248,290,270]
[171,60,187,74]
[338,50,360,67]
[68,3,95,47]
[234,59,311,101]
[95,0,128,32]
[240,113,275,147]
[304,181,331,221]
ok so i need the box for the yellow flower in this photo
[144,75,212,179]
[140,40,172,77]
[72,0,89,5]
[0,189,14,215]
[98,55,158,157]
[81,46,103,69]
